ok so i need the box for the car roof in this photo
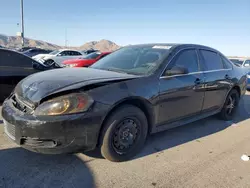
[58,49,80,52]
[127,43,220,53]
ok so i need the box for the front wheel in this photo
[219,89,239,121]
[99,105,148,162]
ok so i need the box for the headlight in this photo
[34,93,93,116]
[38,58,45,63]
[65,63,78,68]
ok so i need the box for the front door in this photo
[158,49,205,126]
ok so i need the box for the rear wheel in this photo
[99,105,148,162]
[219,89,239,120]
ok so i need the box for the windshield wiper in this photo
[105,68,129,74]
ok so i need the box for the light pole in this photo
[20,0,24,47]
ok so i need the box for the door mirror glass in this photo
[164,66,188,76]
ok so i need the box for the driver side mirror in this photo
[57,53,62,56]
[244,63,250,67]
[164,66,188,76]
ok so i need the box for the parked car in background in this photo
[81,48,99,55]
[1,44,247,162]
[241,59,250,91]
[22,48,52,57]
[229,58,244,67]
[17,47,34,52]
[0,49,50,101]
[62,52,111,68]
[32,49,84,67]
[242,59,250,68]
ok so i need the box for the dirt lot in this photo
[1,93,250,188]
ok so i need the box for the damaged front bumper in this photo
[1,99,106,154]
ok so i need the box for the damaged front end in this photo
[1,68,138,154]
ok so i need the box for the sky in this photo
[0,0,249,56]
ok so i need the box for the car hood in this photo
[15,68,139,105]
[32,54,54,59]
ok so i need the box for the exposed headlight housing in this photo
[34,93,93,116]
[38,58,45,63]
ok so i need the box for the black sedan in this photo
[1,44,247,162]
[0,49,54,101]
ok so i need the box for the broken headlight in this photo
[34,93,93,116]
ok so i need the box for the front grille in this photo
[4,120,16,140]
[11,95,34,114]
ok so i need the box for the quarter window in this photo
[220,55,233,69]
[167,49,199,73]
[200,50,223,71]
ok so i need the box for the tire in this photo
[99,105,148,162]
[219,89,240,121]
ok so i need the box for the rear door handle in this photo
[225,74,231,79]
[194,78,201,85]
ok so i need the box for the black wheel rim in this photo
[225,94,236,116]
[112,118,140,155]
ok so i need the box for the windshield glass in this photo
[82,52,101,59]
[90,46,169,75]
[49,50,59,55]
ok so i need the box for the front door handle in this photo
[194,78,201,85]
[225,74,231,79]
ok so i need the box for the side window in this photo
[59,51,70,56]
[0,50,33,67]
[72,51,82,56]
[200,50,223,71]
[220,55,233,69]
[167,49,199,73]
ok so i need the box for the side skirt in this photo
[152,109,221,134]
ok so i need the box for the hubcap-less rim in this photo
[112,118,140,155]
[226,94,236,115]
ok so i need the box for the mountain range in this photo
[0,34,120,52]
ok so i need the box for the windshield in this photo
[49,50,60,55]
[81,52,101,59]
[90,46,169,75]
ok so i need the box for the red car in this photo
[62,52,111,68]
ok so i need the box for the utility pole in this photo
[65,28,68,47]
[20,0,24,47]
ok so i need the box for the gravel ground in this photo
[1,93,250,188]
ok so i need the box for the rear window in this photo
[200,50,223,71]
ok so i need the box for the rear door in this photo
[199,49,232,113]
[158,49,205,125]
[0,50,39,100]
